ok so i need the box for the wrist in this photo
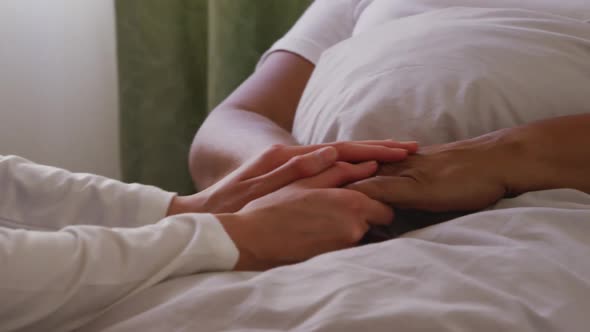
[166,194,207,217]
[490,126,546,196]
[215,213,265,271]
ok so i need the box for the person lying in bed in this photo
[1,140,420,331]
[191,0,590,222]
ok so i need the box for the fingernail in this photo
[399,140,419,145]
[316,146,338,162]
[392,148,408,155]
[359,160,378,168]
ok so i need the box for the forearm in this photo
[189,51,315,190]
[190,108,298,189]
[501,113,590,195]
[0,155,174,230]
[0,214,238,331]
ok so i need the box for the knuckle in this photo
[400,168,428,184]
[263,144,287,159]
[376,162,402,176]
[332,142,346,149]
[334,161,348,168]
[333,161,353,172]
[331,188,355,201]
[346,189,366,200]
[289,155,315,176]
[336,191,366,215]
[346,196,364,214]
[349,223,367,243]
[354,178,386,197]
[269,143,287,151]
[245,180,264,197]
[290,155,305,164]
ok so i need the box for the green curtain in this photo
[116,0,311,194]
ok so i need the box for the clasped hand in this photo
[171,134,513,270]
[169,140,418,270]
[348,132,511,212]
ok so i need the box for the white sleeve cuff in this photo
[171,213,240,275]
[134,184,176,228]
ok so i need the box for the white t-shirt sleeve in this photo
[0,155,239,331]
[257,0,371,67]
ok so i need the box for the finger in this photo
[291,143,411,163]
[295,161,379,189]
[240,140,420,179]
[302,140,418,151]
[248,147,339,194]
[358,195,395,226]
[237,144,296,180]
[333,144,409,162]
[346,176,423,209]
[240,141,417,180]
[342,140,419,153]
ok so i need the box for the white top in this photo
[259,0,590,66]
[257,0,590,147]
[0,155,239,332]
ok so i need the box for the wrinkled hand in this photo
[169,140,417,215]
[217,160,393,270]
[347,134,510,212]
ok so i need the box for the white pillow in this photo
[293,7,590,146]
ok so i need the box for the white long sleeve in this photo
[0,155,239,332]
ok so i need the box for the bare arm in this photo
[190,0,370,189]
[190,52,313,189]
[505,113,590,195]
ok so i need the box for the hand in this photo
[216,161,394,271]
[169,140,418,215]
[234,140,418,181]
[347,133,511,212]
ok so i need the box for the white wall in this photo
[0,0,121,179]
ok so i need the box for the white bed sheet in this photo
[80,189,590,331]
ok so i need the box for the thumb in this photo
[346,176,423,209]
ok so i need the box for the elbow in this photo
[189,131,214,191]
[189,120,231,190]
[188,139,202,191]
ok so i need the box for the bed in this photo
[79,7,590,332]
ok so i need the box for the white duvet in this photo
[80,190,590,332]
[80,8,590,332]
